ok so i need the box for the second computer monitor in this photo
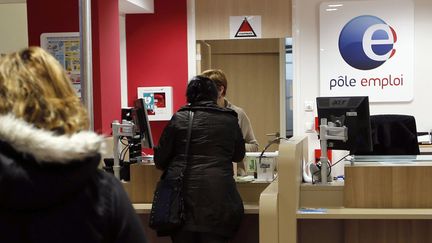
[132,98,154,149]
[316,96,373,154]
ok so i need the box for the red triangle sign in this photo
[235,17,257,38]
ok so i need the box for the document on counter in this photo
[235,175,255,183]
[297,208,327,214]
[418,134,431,144]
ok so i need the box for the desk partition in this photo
[259,136,432,243]
[124,162,267,243]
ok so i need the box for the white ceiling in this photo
[119,0,154,14]
[0,0,154,14]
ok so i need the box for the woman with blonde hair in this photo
[0,47,147,243]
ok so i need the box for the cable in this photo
[311,154,350,184]
[258,137,289,167]
[119,142,130,164]
[120,136,128,146]
[121,145,131,164]
[330,154,349,168]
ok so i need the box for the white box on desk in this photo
[245,151,278,181]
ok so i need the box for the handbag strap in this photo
[181,110,194,175]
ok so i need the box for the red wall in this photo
[126,0,189,147]
[27,0,189,144]
[91,0,121,134]
[26,0,121,135]
[27,0,79,46]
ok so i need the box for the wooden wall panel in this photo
[344,220,432,243]
[298,219,432,243]
[298,219,344,243]
[205,39,279,54]
[196,41,212,73]
[205,39,280,150]
[195,0,292,40]
[129,163,162,203]
[344,165,432,208]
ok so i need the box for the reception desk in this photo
[124,163,268,243]
[259,136,432,243]
[124,162,269,206]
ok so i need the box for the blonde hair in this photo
[201,69,228,96]
[0,47,88,134]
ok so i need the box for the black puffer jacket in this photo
[0,114,147,243]
[154,101,246,237]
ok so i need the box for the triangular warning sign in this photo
[235,17,257,38]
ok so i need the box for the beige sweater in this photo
[225,99,259,152]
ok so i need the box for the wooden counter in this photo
[133,203,259,214]
[259,136,432,243]
[297,207,432,219]
[124,162,269,205]
[345,161,432,208]
[127,163,265,243]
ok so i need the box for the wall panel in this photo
[196,0,291,40]
[126,0,188,147]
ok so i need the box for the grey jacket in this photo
[225,99,259,152]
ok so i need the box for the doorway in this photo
[196,38,287,151]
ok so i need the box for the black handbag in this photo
[149,110,194,234]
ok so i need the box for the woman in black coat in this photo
[154,76,246,243]
[0,47,147,243]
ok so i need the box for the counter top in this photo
[133,203,259,214]
[345,155,432,166]
[300,181,344,190]
[297,207,432,219]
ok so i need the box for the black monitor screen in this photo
[121,107,133,122]
[132,98,154,149]
[316,96,372,154]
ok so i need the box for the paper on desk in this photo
[298,208,327,214]
[235,175,255,183]
[418,134,431,144]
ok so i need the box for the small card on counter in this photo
[297,208,327,214]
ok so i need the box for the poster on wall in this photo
[40,32,81,98]
[229,16,262,39]
[137,86,173,121]
[319,1,414,102]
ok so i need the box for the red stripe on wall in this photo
[126,0,189,148]
[91,0,121,135]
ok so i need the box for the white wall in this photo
[293,0,432,174]
[187,0,196,80]
[0,3,28,54]
[119,14,128,108]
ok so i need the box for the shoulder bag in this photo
[149,110,194,234]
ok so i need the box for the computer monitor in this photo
[121,107,133,122]
[316,96,372,154]
[132,98,154,149]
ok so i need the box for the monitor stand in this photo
[112,120,135,180]
[318,118,348,183]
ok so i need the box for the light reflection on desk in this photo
[347,155,432,165]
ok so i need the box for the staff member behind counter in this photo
[201,69,259,175]
[201,69,259,152]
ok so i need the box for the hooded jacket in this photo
[154,101,246,237]
[0,114,147,243]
